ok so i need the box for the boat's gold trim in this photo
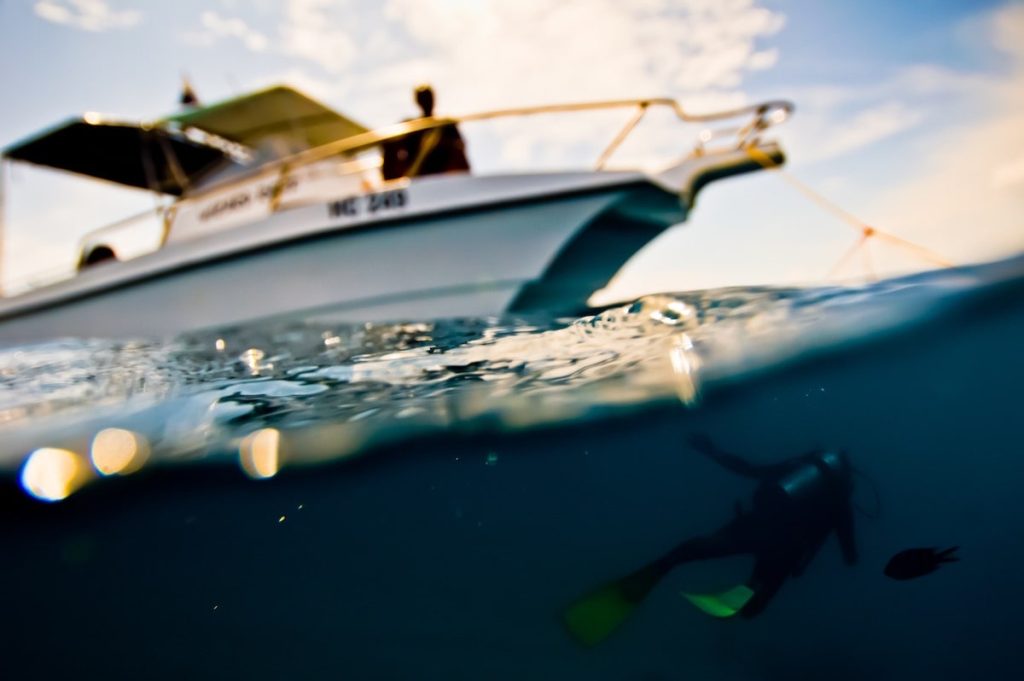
[250,97,793,194]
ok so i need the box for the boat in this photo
[0,85,791,343]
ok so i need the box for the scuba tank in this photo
[775,450,848,504]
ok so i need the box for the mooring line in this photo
[744,144,955,278]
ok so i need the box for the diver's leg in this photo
[657,531,743,570]
[563,522,749,645]
[739,553,794,618]
[618,525,746,602]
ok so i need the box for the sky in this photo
[0,0,1021,300]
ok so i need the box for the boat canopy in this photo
[2,86,369,196]
[162,85,368,151]
[2,117,230,196]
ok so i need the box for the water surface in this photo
[2,255,1022,679]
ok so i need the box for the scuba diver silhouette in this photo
[565,434,858,646]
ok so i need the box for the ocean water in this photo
[2,254,1023,679]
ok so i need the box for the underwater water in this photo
[1,254,1023,680]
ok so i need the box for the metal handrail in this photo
[186,97,793,200]
[8,96,792,295]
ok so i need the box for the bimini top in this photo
[162,85,369,150]
[2,117,231,196]
[2,86,369,195]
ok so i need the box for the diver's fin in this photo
[681,585,755,618]
[563,566,663,647]
[563,583,638,647]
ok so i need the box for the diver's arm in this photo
[689,434,792,480]
[835,502,858,566]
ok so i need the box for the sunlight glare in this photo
[90,428,150,476]
[239,428,282,479]
[20,448,90,502]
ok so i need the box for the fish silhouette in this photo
[884,546,959,580]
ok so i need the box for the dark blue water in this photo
[2,255,1023,679]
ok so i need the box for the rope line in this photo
[743,145,955,278]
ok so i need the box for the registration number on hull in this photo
[328,189,408,219]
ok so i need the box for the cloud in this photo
[184,11,269,52]
[185,0,787,169]
[189,1,357,73]
[777,44,1021,168]
[992,154,1024,190]
[246,68,349,104]
[280,0,358,74]
[340,0,785,166]
[191,0,784,111]
[867,109,1024,270]
[864,2,1024,271]
[778,61,1007,168]
[780,82,927,167]
[796,101,924,164]
[375,0,784,106]
[34,0,141,32]
[991,2,1024,61]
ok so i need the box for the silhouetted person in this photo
[382,85,470,180]
[180,76,200,108]
[414,83,435,117]
[565,434,858,645]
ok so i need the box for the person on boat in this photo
[381,84,470,180]
[564,434,858,646]
[179,75,200,108]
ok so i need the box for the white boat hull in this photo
[0,143,781,343]
[0,180,681,342]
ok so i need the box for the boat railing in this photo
[195,96,793,212]
[25,97,792,294]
